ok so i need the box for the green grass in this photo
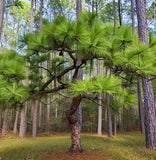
[0,132,156,160]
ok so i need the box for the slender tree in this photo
[0,0,4,40]
[136,0,156,149]
[2,108,8,136]
[13,108,19,134]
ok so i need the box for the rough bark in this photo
[0,0,4,39]
[32,100,38,137]
[13,108,19,134]
[66,96,83,155]
[76,0,83,132]
[19,103,27,137]
[0,109,2,133]
[136,0,156,149]
[137,77,145,134]
[2,108,8,136]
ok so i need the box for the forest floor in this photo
[0,132,156,160]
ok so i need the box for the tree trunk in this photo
[39,0,43,32]
[46,98,50,132]
[136,0,156,149]
[113,0,116,33]
[131,0,135,34]
[19,103,27,137]
[30,0,34,33]
[39,102,42,129]
[66,96,83,155]
[113,114,117,135]
[32,100,38,137]
[76,0,83,132]
[97,60,102,135]
[13,108,19,134]
[107,93,112,137]
[2,108,8,136]
[0,0,4,39]
[137,77,145,134]
[118,0,122,26]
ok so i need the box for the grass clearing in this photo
[0,132,156,160]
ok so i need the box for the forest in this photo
[0,0,156,159]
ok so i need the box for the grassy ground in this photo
[0,132,156,160]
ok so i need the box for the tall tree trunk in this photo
[0,0,4,40]
[113,114,117,135]
[30,0,34,33]
[137,77,145,133]
[39,102,42,129]
[39,0,43,32]
[19,103,27,137]
[136,0,156,149]
[32,100,38,137]
[97,60,102,135]
[113,0,116,33]
[118,0,122,26]
[76,0,83,132]
[13,108,19,134]
[2,108,8,136]
[131,0,135,34]
[46,98,50,132]
[107,93,112,137]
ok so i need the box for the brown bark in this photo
[66,96,83,155]
[32,100,38,137]
[76,0,82,20]
[46,98,50,132]
[19,103,27,137]
[0,109,2,133]
[0,0,4,40]
[107,93,112,137]
[136,0,156,149]
[13,108,19,134]
[2,108,8,136]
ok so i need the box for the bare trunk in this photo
[66,96,83,155]
[131,0,135,34]
[0,0,4,39]
[77,103,82,131]
[19,103,27,137]
[76,0,82,20]
[30,0,34,33]
[32,100,38,137]
[13,108,19,134]
[97,60,102,135]
[39,102,42,129]
[2,108,8,136]
[39,0,43,32]
[118,0,122,26]
[46,98,50,132]
[107,93,112,137]
[113,114,117,135]
[137,77,145,134]
[113,0,116,33]
[136,0,156,149]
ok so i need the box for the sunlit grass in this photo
[0,132,156,160]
